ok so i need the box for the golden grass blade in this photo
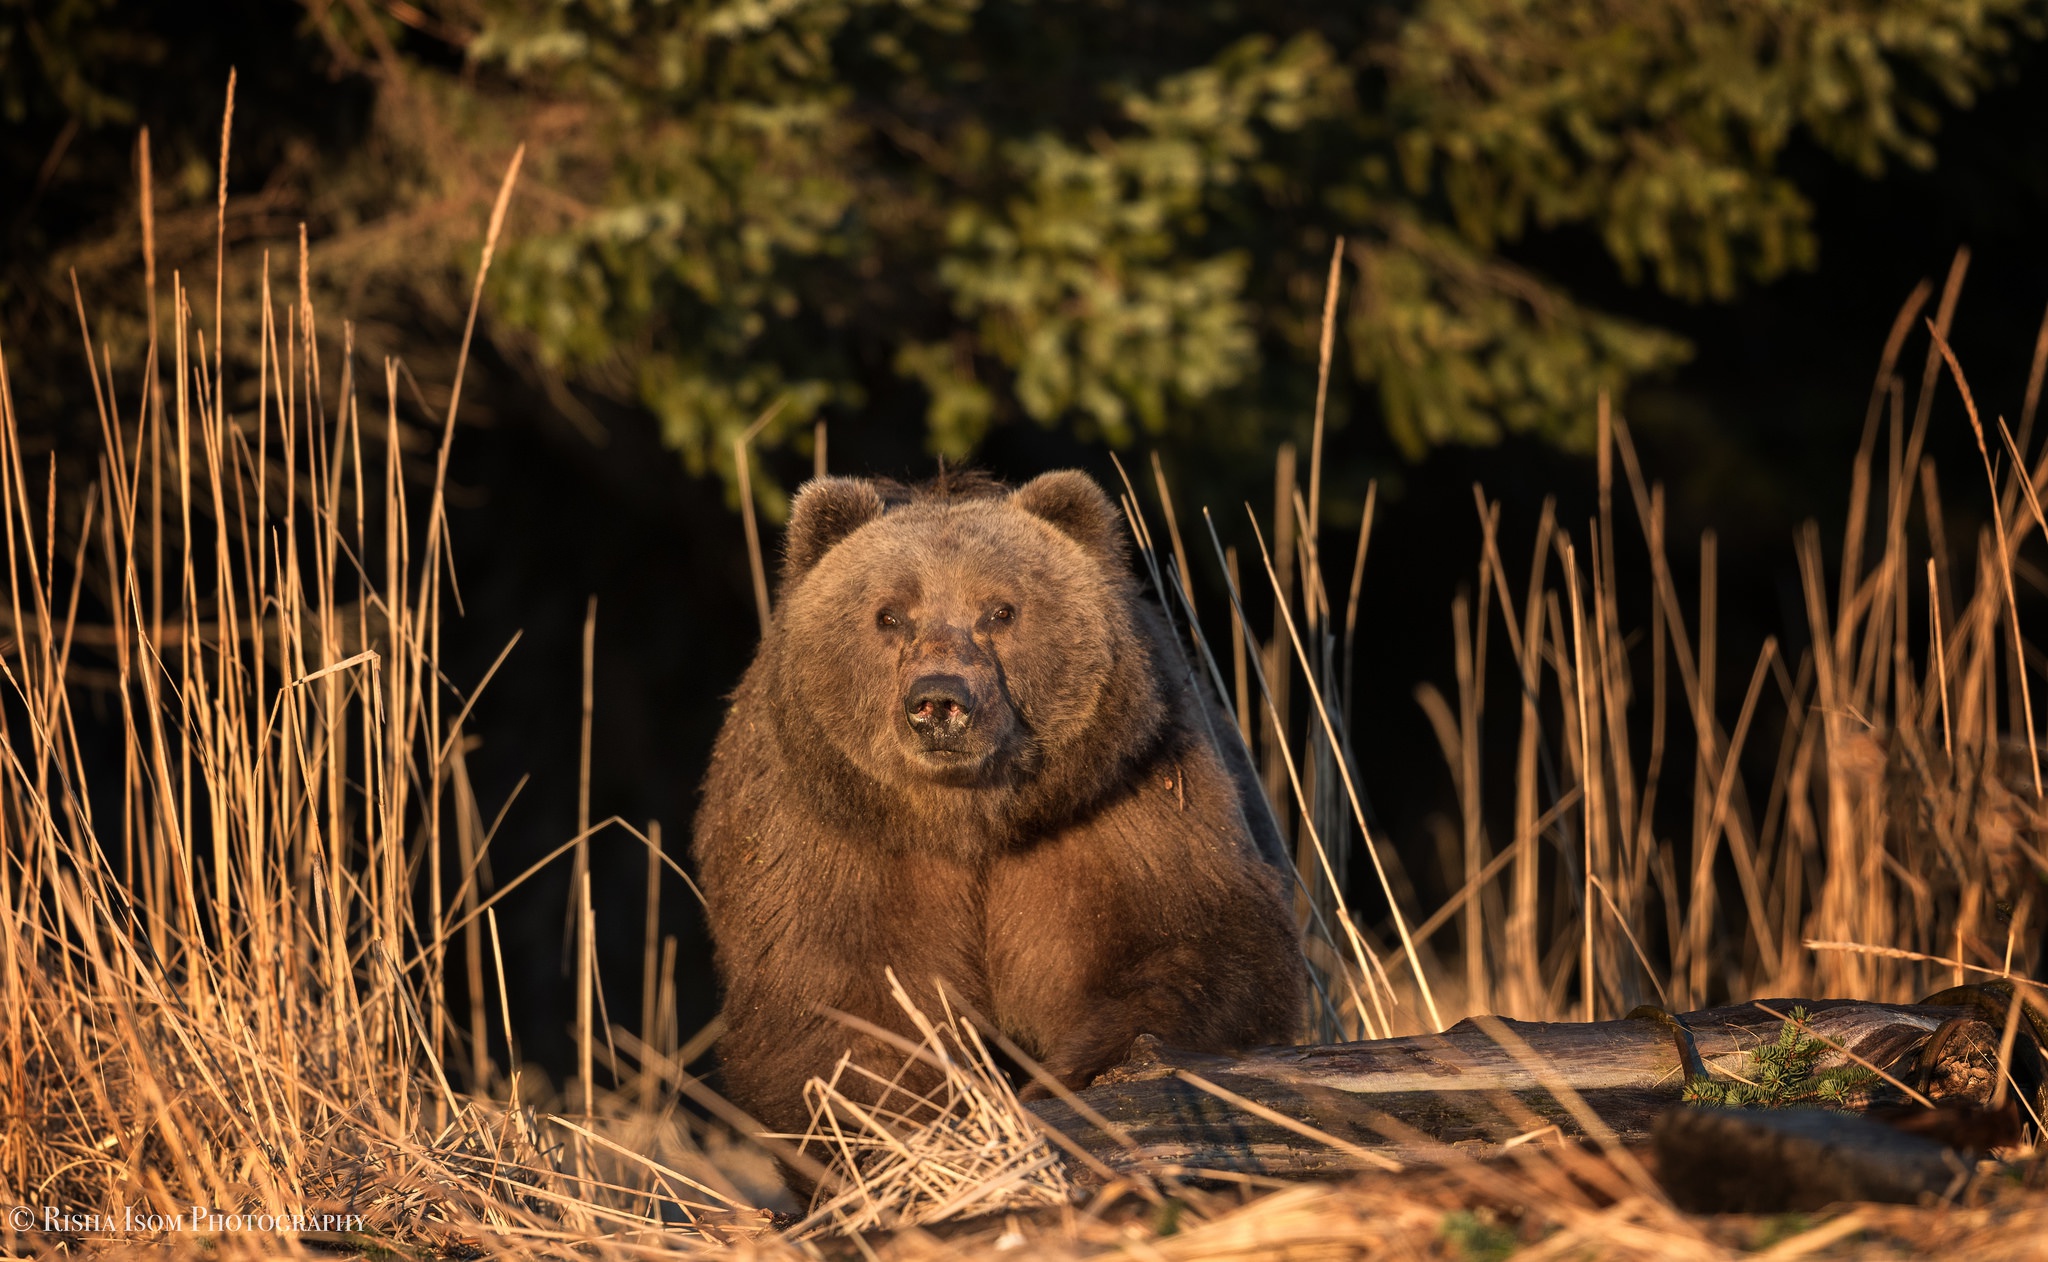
[1204,510,1392,1036]
[1149,450,1198,622]
[1239,506,1443,1029]
[1930,558,1953,757]
[1306,235,1344,539]
[735,396,788,637]
[1176,1069,1402,1172]
[1930,323,2043,797]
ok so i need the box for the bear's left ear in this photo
[1011,470,1128,565]
[783,477,888,583]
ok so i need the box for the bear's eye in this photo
[992,604,1015,623]
[876,610,900,630]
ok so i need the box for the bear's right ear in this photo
[783,477,888,582]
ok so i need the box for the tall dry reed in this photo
[1140,247,2048,1042]
[0,119,768,1256]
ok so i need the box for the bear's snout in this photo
[905,674,975,748]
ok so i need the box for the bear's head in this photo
[766,470,1167,844]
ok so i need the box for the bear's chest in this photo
[849,848,992,994]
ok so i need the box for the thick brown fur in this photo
[691,469,1304,1144]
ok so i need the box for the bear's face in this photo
[772,472,1142,802]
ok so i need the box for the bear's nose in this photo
[905,675,974,741]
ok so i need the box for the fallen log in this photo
[1652,1106,1994,1212]
[1027,995,2042,1180]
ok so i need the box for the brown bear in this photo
[691,468,1304,1143]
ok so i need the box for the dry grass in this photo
[0,138,769,1260]
[1131,248,2048,1040]
[802,1173,2048,1261]
[2,97,2046,1261]
[780,973,1072,1236]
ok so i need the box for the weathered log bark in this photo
[1026,998,2031,1180]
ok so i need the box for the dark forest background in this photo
[6,0,2048,1086]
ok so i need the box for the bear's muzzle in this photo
[905,673,975,751]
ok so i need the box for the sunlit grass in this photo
[1,99,2043,1262]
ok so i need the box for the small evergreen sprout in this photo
[1681,1008,1877,1109]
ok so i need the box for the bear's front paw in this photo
[1086,1032,1179,1086]
[1013,1057,1103,1101]
[1020,1029,1152,1100]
